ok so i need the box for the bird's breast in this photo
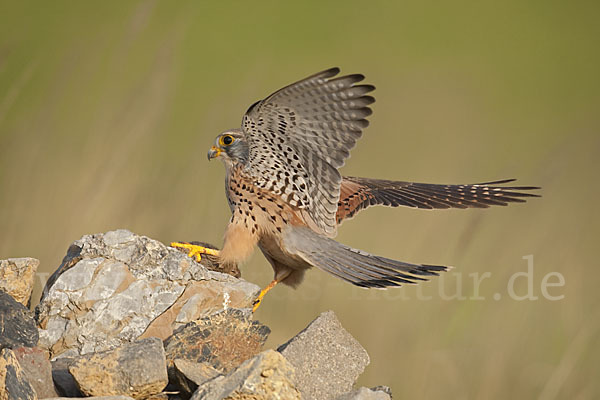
[226,168,307,237]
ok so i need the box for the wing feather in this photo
[336,177,541,224]
[241,68,375,236]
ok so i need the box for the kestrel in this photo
[172,68,539,311]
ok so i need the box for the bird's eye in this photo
[220,135,234,146]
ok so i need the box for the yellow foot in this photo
[252,279,279,312]
[170,242,220,262]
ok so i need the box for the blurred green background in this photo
[1,1,598,398]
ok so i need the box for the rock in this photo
[370,386,393,397]
[191,349,300,400]
[51,357,82,397]
[0,348,37,400]
[143,394,169,400]
[0,291,39,350]
[44,397,135,400]
[67,337,167,399]
[164,308,270,375]
[171,359,222,396]
[36,229,260,359]
[336,387,392,400]
[0,258,39,306]
[13,346,58,399]
[278,310,370,400]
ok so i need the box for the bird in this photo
[171,67,540,311]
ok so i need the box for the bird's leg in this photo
[170,242,220,262]
[252,279,279,312]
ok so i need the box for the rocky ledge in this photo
[1,229,391,400]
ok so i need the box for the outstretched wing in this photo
[241,68,375,237]
[336,177,541,224]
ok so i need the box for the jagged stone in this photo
[36,229,260,359]
[191,349,300,400]
[336,387,392,400]
[278,310,370,400]
[172,359,222,396]
[51,356,82,397]
[44,397,135,400]
[0,258,39,306]
[164,308,270,375]
[68,337,168,399]
[13,346,58,399]
[370,386,393,397]
[0,348,37,400]
[27,229,390,398]
[143,394,169,400]
[0,291,39,350]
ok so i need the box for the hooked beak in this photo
[207,146,221,160]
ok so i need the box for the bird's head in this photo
[208,129,249,165]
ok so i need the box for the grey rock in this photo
[51,356,82,397]
[278,310,370,400]
[0,291,39,350]
[35,229,260,359]
[164,308,270,374]
[13,346,58,399]
[191,349,300,400]
[172,359,222,396]
[336,387,392,400]
[0,348,37,400]
[68,337,168,399]
[371,386,393,397]
[0,258,39,306]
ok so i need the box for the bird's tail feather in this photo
[283,227,448,288]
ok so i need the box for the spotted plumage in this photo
[242,68,374,237]
[204,67,540,296]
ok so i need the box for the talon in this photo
[252,297,263,313]
[252,279,279,312]
[170,242,220,262]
